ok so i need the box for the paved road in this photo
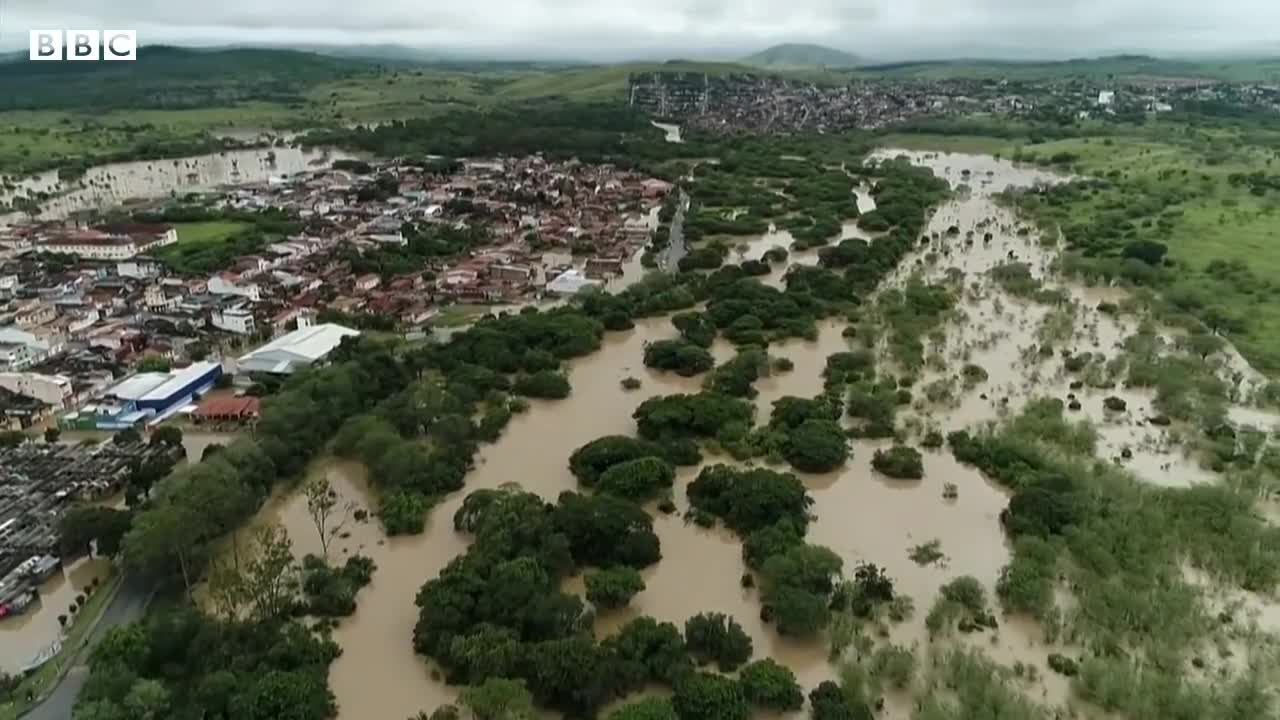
[658,191,689,272]
[24,575,150,720]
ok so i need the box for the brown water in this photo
[0,146,347,223]
[224,148,1278,719]
[181,431,240,464]
[874,149,1274,489]
[0,556,114,674]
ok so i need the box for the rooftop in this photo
[237,323,359,375]
[105,362,221,402]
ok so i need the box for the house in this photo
[585,258,626,279]
[193,395,261,424]
[641,179,673,198]
[354,274,381,292]
[116,259,164,279]
[0,372,74,409]
[0,327,60,367]
[13,302,55,329]
[1098,91,1116,106]
[491,264,534,283]
[211,307,256,336]
[366,233,406,247]
[400,305,437,326]
[0,386,52,429]
[208,273,262,302]
[546,269,601,296]
[0,343,39,372]
[144,284,182,311]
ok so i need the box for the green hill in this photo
[741,43,863,69]
[497,61,763,100]
[0,46,377,111]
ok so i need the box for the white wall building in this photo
[0,326,60,364]
[208,274,262,302]
[0,342,38,371]
[38,226,177,260]
[211,307,257,335]
[117,259,164,279]
[0,372,74,409]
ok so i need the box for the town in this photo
[0,152,670,644]
[628,70,1280,132]
[0,155,670,434]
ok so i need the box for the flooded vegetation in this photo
[83,145,1280,720]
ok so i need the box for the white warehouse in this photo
[236,323,360,375]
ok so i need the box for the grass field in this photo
[171,221,253,248]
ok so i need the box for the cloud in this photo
[3,0,1278,60]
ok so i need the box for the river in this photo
[0,145,348,224]
[216,147,1280,720]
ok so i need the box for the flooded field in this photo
[230,147,1277,719]
[0,145,348,223]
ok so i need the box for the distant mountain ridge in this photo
[740,43,864,69]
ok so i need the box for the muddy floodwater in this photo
[0,145,348,223]
[0,556,113,674]
[232,148,1277,719]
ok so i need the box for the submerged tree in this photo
[304,473,354,560]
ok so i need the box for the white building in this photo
[545,269,601,296]
[0,342,38,371]
[38,225,177,260]
[211,307,257,335]
[0,372,73,409]
[0,327,60,365]
[236,322,360,375]
[117,259,164,279]
[1098,91,1116,106]
[208,274,262,302]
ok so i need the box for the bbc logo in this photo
[30,30,137,61]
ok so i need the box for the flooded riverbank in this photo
[0,145,349,223]
[226,146,1276,720]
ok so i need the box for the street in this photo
[23,575,150,720]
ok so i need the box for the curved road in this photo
[24,575,150,720]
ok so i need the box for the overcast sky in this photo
[2,0,1278,61]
